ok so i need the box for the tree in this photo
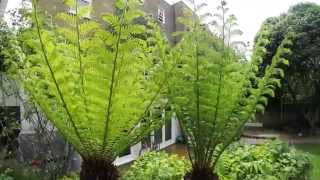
[255,2,320,132]
[9,0,173,179]
[168,1,293,179]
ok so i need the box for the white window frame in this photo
[67,0,92,19]
[157,8,165,24]
[79,0,91,4]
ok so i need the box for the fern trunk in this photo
[80,158,119,180]
[185,164,219,180]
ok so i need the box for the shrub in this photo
[0,168,14,180]
[123,152,190,180]
[217,140,313,180]
[59,172,79,180]
[0,161,44,180]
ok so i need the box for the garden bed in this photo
[295,143,320,180]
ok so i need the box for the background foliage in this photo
[255,2,320,131]
[217,140,312,180]
[124,152,190,180]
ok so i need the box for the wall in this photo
[143,0,176,43]
[173,1,189,44]
[0,0,8,19]
[114,117,181,166]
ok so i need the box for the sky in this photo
[168,0,320,45]
[5,0,320,44]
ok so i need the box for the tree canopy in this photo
[255,2,320,103]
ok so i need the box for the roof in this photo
[165,0,190,7]
[164,0,181,5]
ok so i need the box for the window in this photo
[165,120,172,141]
[157,8,165,24]
[0,106,20,133]
[22,0,32,10]
[119,147,131,157]
[0,106,20,122]
[67,8,76,15]
[154,128,162,145]
[141,134,151,149]
[80,0,90,4]
[67,0,92,18]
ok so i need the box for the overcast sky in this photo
[5,0,320,44]
[168,0,320,45]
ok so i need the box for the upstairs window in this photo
[67,0,92,18]
[158,8,165,24]
[80,0,90,4]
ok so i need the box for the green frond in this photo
[12,0,174,162]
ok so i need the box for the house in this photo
[0,0,8,19]
[0,0,191,166]
[35,0,189,44]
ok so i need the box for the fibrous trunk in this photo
[184,164,219,180]
[80,158,119,180]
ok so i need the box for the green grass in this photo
[294,144,320,180]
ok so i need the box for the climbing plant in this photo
[9,0,173,179]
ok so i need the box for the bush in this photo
[59,172,79,180]
[0,168,14,180]
[123,152,190,180]
[0,160,44,180]
[217,140,313,180]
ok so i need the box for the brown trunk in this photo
[80,158,119,180]
[184,164,219,180]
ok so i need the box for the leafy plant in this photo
[217,140,313,180]
[9,0,173,179]
[124,152,190,180]
[0,21,22,73]
[255,2,320,132]
[0,161,44,180]
[59,172,80,180]
[0,168,14,180]
[0,21,22,160]
[168,1,294,179]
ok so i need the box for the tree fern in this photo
[9,0,172,179]
[168,1,293,179]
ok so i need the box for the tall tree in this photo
[255,2,320,131]
[9,0,173,179]
[169,1,293,179]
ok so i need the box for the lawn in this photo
[294,143,320,180]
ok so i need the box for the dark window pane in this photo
[0,106,20,132]
[141,133,151,149]
[0,106,20,156]
[119,146,131,157]
[165,120,172,141]
[154,128,162,145]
